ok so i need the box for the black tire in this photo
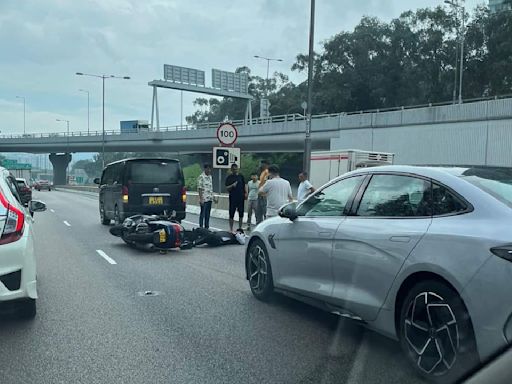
[100,204,110,225]
[398,280,479,384]
[18,299,36,320]
[246,239,274,301]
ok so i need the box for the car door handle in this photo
[319,231,333,238]
[389,236,411,243]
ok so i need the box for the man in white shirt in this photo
[297,171,315,203]
[197,164,213,229]
[258,165,293,218]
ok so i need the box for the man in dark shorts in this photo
[225,164,247,232]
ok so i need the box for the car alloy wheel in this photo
[404,291,458,376]
[247,239,273,300]
[399,280,478,383]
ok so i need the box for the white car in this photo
[0,168,46,318]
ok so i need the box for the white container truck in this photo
[310,149,394,188]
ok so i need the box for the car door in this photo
[331,173,433,321]
[99,167,114,218]
[273,175,366,300]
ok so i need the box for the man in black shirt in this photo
[225,164,247,232]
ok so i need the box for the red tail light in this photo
[122,185,129,203]
[0,192,25,245]
[181,187,187,204]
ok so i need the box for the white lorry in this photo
[310,149,394,188]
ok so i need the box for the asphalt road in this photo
[0,190,425,384]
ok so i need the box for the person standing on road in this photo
[297,171,315,203]
[256,160,269,223]
[225,164,247,232]
[259,164,293,218]
[246,172,259,230]
[197,163,213,229]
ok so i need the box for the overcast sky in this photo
[0,0,485,135]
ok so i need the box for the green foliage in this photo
[239,154,261,181]
[183,163,202,191]
[186,6,512,121]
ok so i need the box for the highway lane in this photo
[0,190,424,384]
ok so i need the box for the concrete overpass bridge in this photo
[2,96,512,184]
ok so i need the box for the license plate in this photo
[159,229,166,243]
[148,196,164,205]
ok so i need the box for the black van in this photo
[94,158,186,225]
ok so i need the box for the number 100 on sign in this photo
[216,123,238,146]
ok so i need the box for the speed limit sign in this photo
[216,123,238,146]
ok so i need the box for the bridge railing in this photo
[3,94,512,139]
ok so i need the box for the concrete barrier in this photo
[55,186,254,223]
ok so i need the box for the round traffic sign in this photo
[216,123,238,146]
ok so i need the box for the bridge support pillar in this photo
[49,153,72,185]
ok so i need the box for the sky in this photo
[0,0,485,136]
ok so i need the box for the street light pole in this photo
[79,89,90,134]
[253,55,283,97]
[303,0,316,175]
[76,72,130,168]
[445,0,465,104]
[458,5,465,104]
[16,96,26,135]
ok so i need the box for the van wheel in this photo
[100,205,110,225]
[18,299,36,320]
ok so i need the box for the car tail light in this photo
[491,245,512,262]
[181,187,187,204]
[0,192,24,245]
[122,186,129,203]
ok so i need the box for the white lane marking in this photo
[346,332,371,384]
[96,249,117,265]
[63,220,71,227]
[182,220,222,231]
[50,209,55,213]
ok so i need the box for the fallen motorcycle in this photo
[109,214,186,251]
[109,214,247,251]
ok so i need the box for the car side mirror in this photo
[93,178,100,185]
[29,200,47,213]
[279,202,298,221]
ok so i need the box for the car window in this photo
[432,183,467,216]
[357,174,431,217]
[102,166,114,185]
[297,175,364,217]
[461,167,512,208]
[127,161,181,184]
[5,176,22,204]
[113,163,124,184]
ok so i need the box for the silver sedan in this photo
[245,165,512,383]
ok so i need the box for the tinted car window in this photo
[461,167,512,208]
[127,162,181,184]
[298,175,363,217]
[432,183,467,215]
[357,174,431,217]
[101,166,114,185]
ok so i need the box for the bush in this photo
[183,163,202,191]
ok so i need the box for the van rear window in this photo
[128,162,181,184]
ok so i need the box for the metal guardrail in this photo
[4,94,512,140]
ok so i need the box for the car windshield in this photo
[128,162,181,184]
[3,1,512,384]
[461,167,512,208]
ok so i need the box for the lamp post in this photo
[76,72,130,167]
[15,96,26,135]
[78,89,90,134]
[253,55,283,96]
[445,0,465,104]
[303,0,316,175]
